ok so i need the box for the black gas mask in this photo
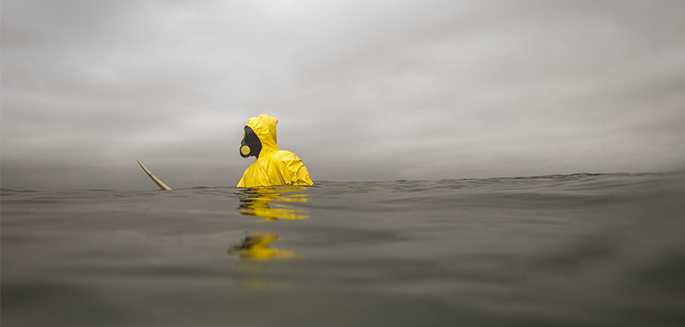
[239,126,262,158]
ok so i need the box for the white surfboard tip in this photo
[136,159,172,191]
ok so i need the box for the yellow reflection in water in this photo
[229,232,302,261]
[229,233,302,290]
[238,186,310,222]
[229,186,309,290]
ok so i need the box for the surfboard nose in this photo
[136,159,172,190]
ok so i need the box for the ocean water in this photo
[2,173,684,327]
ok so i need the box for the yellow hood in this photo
[246,114,280,156]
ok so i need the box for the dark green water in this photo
[2,173,684,326]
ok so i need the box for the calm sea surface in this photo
[2,173,684,327]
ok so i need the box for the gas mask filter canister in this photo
[240,144,251,157]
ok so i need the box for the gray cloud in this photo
[2,0,684,190]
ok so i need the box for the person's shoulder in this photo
[272,150,301,162]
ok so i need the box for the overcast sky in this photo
[2,0,684,190]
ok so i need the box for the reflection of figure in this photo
[229,232,300,261]
[238,114,313,187]
[229,232,301,290]
[238,186,310,221]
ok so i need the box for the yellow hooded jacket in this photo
[237,114,313,187]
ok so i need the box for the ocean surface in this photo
[2,173,684,327]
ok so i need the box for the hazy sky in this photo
[2,0,684,190]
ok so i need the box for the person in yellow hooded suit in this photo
[237,114,313,187]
